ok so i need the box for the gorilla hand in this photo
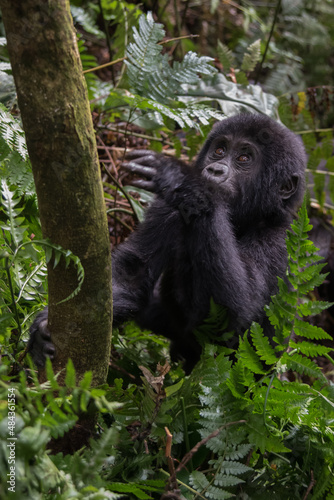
[122,150,213,220]
[27,308,55,367]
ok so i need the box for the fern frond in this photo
[281,352,326,381]
[289,340,332,357]
[189,470,210,491]
[238,333,265,374]
[217,40,235,71]
[293,319,332,340]
[106,89,223,130]
[12,238,85,304]
[1,180,27,247]
[126,12,216,105]
[297,298,332,318]
[217,460,251,476]
[250,323,277,365]
[214,473,245,487]
[125,11,164,93]
[0,105,28,159]
[71,6,104,38]
[312,465,334,500]
[172,52,216,83]
[241,39,261,72]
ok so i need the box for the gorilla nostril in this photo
[207,165,226,176]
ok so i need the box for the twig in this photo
[175,420,247,473]
[82,35,199,74]
[302,470,315,500]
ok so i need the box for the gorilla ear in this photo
[280,175,299,200]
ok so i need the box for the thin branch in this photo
[175,420,247,473]
[254,0,282,84]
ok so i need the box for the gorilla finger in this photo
[43,342,56,358]
[122,161,156,179]
[39,318,51,339]
[125,150,158,160]
[130,179,155,191]
[125,152,159,167]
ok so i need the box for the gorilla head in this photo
[196,114,306,224]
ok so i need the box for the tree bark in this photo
[0,0,112,386]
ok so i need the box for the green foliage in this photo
[1,177,334,499]
[216,38,261,86]
[126,13,216,103]
[0,174,83,366]
[0,109,84,359]
[216,40,235,71]
[0,105,35,196]
[100,0,143,59]
[0,361,121,500]
[241,39,261,72]
[1,4,334,499]
[104,11,224,134]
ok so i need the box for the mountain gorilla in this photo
[28,114,306,372]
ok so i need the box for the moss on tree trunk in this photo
[0,0,113,387]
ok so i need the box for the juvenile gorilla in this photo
[29,114,306,372]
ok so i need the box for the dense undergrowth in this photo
[1,2,334,499]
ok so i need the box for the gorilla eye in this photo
[237,154,250,162]
[215,147,226,156]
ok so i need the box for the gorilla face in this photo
[201,134,261,199]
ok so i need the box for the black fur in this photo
[28,114,306,372]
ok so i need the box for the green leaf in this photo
[65,359,76,388]
[250,323,277,365]
[282,352,326,381]
[126,12,216,105]
[108,482,153,499]
[238,333,265,374]
[226,359,250,399]
[217,40,236,70]
[241,39,261,72]
[189,470,210,490]
[45,358,60,391]
[294,319,332,340]
[218,460,251,475]
[289,340,332,357]
[165,378,184,397]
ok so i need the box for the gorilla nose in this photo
[206,164,228,177]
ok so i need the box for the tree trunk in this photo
[0,0,112,387]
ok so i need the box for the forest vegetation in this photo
[0,1,334,499]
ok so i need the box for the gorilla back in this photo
[29,114,307,372]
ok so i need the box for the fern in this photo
[193,200,334,498]
[226,199,334,388]
[126,12,216,103]
[0,105,35,195]
[121,11,221,130]
[241,39,261,72]
[0,180,84,350]
[106,89,224,130]
[217,40,235,71]
[0,105,28,159]
[188,350,252,499]
[0,361,122,499]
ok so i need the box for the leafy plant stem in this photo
[106,208,134,216]
[181,396,193,471]
[324,352,334,365]
[254,0,282,84]
[263,371,275,428]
